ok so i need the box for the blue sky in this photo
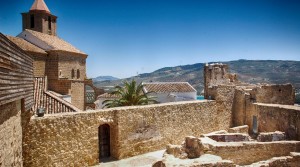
[0,0,300,78]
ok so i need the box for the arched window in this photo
[48,16,52,30]
[30,14,35,28]
[77,69,80,79]
[71,69,75,79]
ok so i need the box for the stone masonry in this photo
[23,100,231,166]
[0,101,23,167]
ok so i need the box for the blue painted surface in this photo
[197,96,204,100]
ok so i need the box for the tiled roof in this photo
[20,29,86,55]
[6,35,47,54]
[30,0,50,13]
[97,93,120,99]
[143,82,196,93]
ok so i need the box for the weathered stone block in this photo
[165,144,186,159]
[185,136,204,159]
[257,131,286,142]
[228,125,249,134]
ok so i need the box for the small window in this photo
[71,69,75,79]
[30,14,35,28]
[48,16,51,30]
[77,69,80,79]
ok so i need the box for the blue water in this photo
[197,96,204,100]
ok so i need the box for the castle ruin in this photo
[0,0,299,167]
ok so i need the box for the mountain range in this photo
[93,60,300,94]
[92,76,119,82]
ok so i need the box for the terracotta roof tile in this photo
[97,93,120,98]
[30,0,50,13]
[6,35,47,54]
[22,29,86,55]
[143,82,196,93]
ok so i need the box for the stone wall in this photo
[71,81,85,110]
[210,141,300,165]
[232,88,247,126]
[255,103,300,140]
[23,100,231,167]
[22,11,57,36]
[0,101,23,167]
[251,84,295,105]
[48,79,72,95]
[213,85,236,128]
[204,63,238,99]
[46,52,59,80]
[57,51,87,81]
[31,52,46,77]
[232,84,297,134]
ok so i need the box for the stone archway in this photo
[85,85,96,110]
[99,124,111,159]
[84,81,105,110]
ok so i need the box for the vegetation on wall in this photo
[102,80,157,108]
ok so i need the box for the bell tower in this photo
[22,0,57,36]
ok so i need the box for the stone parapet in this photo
[23,100,232,166]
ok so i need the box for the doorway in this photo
[99,124,111,159]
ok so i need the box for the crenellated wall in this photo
[23,100,232,167]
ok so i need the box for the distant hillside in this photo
[93,60,300,94]
[92,76,119,82]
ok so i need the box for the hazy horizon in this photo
[1,0,300,78]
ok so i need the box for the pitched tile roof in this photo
[19,29,86,55]
[6,35,47,54]
[143,82,197,93]
[30,0,50,13]
[97,93,120,99]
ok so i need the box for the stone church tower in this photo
[21,0,57,36]
[6,0,104,111]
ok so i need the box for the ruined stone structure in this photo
[204,63,239,99]
[1,1,300,167]
[0,34,33,167]
[204,63,298,138]
[154,129,300,166]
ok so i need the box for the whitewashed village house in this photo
[94,82,197,109]
[94,93,120,109]
[142,82,197,103]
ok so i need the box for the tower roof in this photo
[30,0,50,13]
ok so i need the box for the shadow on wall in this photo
[296,92,300,104]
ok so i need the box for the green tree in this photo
[102,80,157,108]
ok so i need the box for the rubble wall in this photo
[23,100,231,166]
[23,110,117,167]
[211,141,300,165]
[116,101,229,158]
[252,84,295,105]
[0,101,23,167]
[255,103,300,140]
[214,85,236,128]
[232,88,247,126]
